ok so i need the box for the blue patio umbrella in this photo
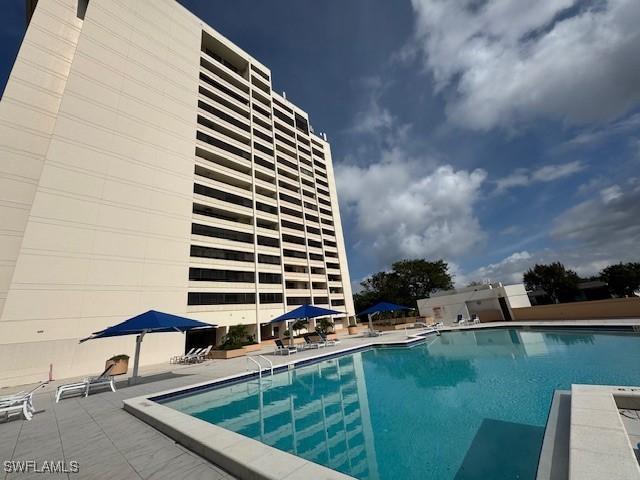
[80,310,216,384]
[357,302,412,334]
[270,304,341,346]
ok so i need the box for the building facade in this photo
[417,283,531,325]
[0,0,354,386]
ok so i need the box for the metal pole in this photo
[130,331,145,385]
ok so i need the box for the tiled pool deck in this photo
[2,319,639,479]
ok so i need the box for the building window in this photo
[314,297,329,305]
[189,268,254,283]
[260,293,283,304]
[259,272,282,284]
[258,254,281,265]
[190,245,254,263]
[281,219,304,231]
[256,202,278,215]
[331,298,345,306]
[279,192,302,206]
[280,206,303,218]
[283,249,306,259]
[255,156,275,170]
[287,296,311,306]
[285,264,308,273]
[309,253,324,261]
[188,292,256,305]
[196,131,250,160]
[194,183,253,208]
[192,223,254,244]
[257,235,280,247]
[282,234,305,245]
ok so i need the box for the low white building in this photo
[417,283,531,325]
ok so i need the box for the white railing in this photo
[246,355,274,380]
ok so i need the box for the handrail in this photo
[257,355,273,377]
[246,356,262,380]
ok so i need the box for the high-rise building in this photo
[0,0,354,386]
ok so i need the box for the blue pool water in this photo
[162,329,640,479]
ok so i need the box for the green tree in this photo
[223,324,250,348]
[290,319,307,336]
[600,262,640,297]
[353,258,454,313]
[523,262,580,304]
[315,318,334,335]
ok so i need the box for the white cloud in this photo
[348,77,395,135]
[462,179,640,285]
[339,77,488,272]
[561,113,640,150]
[460,251,533,286]
[408,0,640,130]
[600,185,623,203]
[552,180,640,249]
[494,160,584,194]
[336,156,487,270]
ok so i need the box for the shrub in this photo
[315,318,334,335]
[107,354,129,362]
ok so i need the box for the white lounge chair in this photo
[192,345,213,363]
[471,314,480,324]
[180,347,204,364]
[0,382,47,421]
[170,347,195,364]
[317,332,339,346]
[55,364,116,403]
[274,339,297,355]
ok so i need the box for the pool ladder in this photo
[246,355,273,380]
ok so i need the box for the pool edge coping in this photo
[122,325,640,480]
[122,331,438,480]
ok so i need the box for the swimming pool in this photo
[161,328,640,479]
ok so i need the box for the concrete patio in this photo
[2,320,639,479]
[1,331,411,479]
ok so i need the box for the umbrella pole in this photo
[368,313,374,335]
[289,320,294,347]
[129,331,145,385]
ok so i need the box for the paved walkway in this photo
[2,320,638,479]
[1,332,410,479]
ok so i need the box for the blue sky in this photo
[2,0,639,288]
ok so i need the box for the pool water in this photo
[162,329,640,480]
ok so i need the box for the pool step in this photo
[537,389,571,480]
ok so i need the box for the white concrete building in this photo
[417,283,531,325]
[0,0,354,386]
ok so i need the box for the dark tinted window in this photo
[188,292,256,305]
[190,245,253,262]
[189,268,254,283]
[192,224,253,244]
[287,296,311,306]
[257,235,280,247]
[258,272,282,284]
[194,183,252,208]
[258,253,281,265]
[260,293,283,304]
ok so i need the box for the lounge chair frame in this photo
[55,364,116,403]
